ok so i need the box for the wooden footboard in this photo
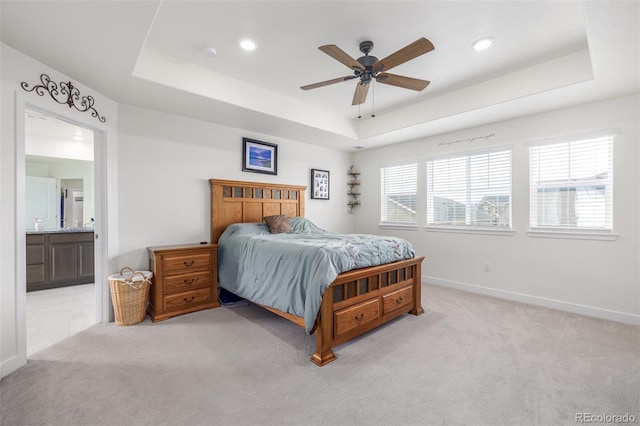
[257,257,424,365]
[311,256,424,366]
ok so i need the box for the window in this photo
[380,162,417,226]
[426,148,512,229]
[529,133,613,231]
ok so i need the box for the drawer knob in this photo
[183,260,195,267]
[184,296,195,303]
[396,297,404,304]
[354,313,364,322]
[183,278,196,284]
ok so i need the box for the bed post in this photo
[310,287,336,366]
[410,261,425,316]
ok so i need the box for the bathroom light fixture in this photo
[72,129,84,141]
[26,111,48,121]
[239,39,256,51]
[472,37,494,51]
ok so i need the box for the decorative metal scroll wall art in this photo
[21,73,106,123]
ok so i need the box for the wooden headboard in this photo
[209,179,306,243]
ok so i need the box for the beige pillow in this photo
[263,215,293,234]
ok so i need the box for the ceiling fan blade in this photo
[376,73,430,91]
[301,75,356,90]
[319,45,365,71]
[352,82,370,105]
[373,37,435,73]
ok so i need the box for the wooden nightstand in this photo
[147,243,220,322]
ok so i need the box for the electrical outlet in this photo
[484,262,490,272]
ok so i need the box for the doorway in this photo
[24,108,97,355]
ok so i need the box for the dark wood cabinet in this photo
[26,231,95,291]
[26,234,46,286]
[78,242,95,279]
[50,243,78,282]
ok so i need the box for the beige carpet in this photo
[1,284,638,426]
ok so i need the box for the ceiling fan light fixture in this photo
[239,39,256,51]
[472,37,494,51]
[302,37,435,108]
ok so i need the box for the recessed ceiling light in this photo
[240,39,256,51]
[472,37,494,51]
[202,47,217,58]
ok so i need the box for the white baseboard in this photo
[425,276,640,326]
[1,355,26,379]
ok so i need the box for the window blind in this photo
[380,162,417,225]
[529,135,613,230]
[426,148,512,227]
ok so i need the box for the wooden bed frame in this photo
[210,179,425,366]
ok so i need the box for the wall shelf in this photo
[347,165,361,214]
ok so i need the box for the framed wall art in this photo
[242,137,278,175]
[311,169,330,200]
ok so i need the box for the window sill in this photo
[424,225,515,236]
[527,228,618,241]
[379,223,418,231]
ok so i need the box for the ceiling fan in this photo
[301,38,435,106]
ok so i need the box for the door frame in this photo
[15,93,112,362]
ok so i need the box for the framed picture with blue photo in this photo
[242,137,278,175]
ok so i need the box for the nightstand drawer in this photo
[163,252,211,273]
[164,288,214,312]
[164,271,211,293]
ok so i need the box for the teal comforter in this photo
[217,217,415,332]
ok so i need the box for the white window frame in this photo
[424,146,514,236]
[379,161,418,230]
[527,129,618,241]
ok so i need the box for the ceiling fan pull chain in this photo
[358,101,362,119]
[371,80,376,118]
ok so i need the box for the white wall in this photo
[26,158,95,227]
[1,43,118,378]
[353,94,640,323]
[115,104,354,272]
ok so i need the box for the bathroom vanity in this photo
[26,229,94,291]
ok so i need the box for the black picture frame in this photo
[311,169,330,200]
[242,137,278,175]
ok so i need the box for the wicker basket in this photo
[108,267,153,326]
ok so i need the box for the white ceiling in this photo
[25,109,94,143]
[1,1,638,151]
[25,108,95,161]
